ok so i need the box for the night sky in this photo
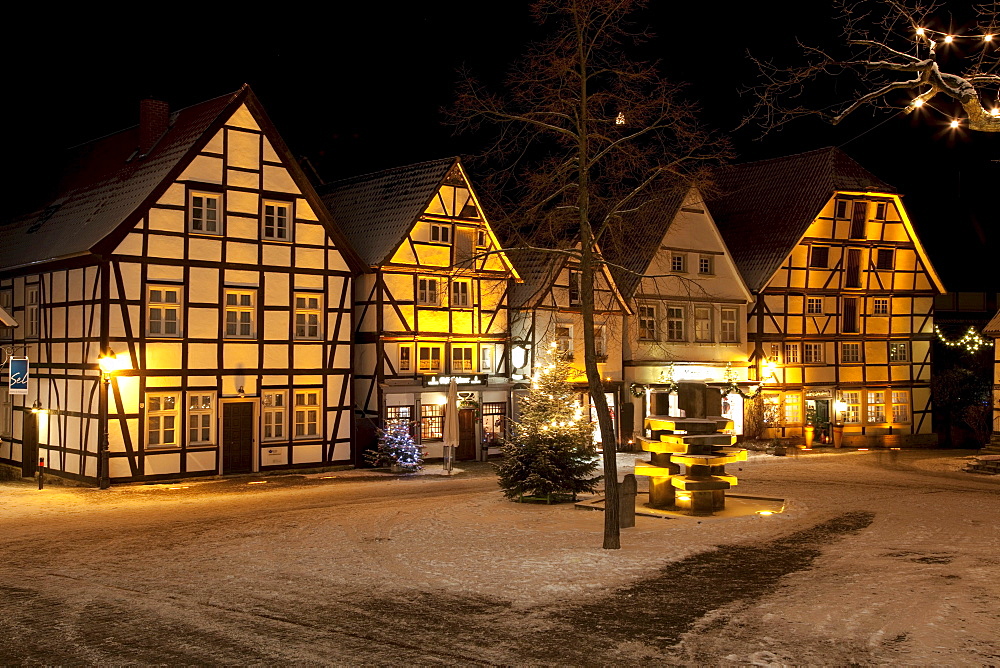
[5,2,997,290]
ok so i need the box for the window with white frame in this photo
[889,342,909,363]
[430,224,450,243]
[770,343,780,362]
[783,343,800,364]
[666,305,685,341]
[224,290,255,338]
[568,270,581,305]
[476,229,488,248]
[25,285,39,339]
[262,200,291,241]
[0,289,13,339]
[784,393,802,424]
[146,393,179,448]
[147,285,181,337]
[594,326,607,358]
[671,253,686,272]
[694,306,712,342]
[698,255,714,275]
[891,390,910,423]
[806,297,823,314]
[556,325,573,356]
[804,342,823,363]
[418,345,442,372]
[638,304,657,340]
[417,277,439,305]
[263,391,287,440]
[721,308,738,342]
[842,342,861,363]
[452,346,474,372]
[480,346,492,372]
[867,391,886,423]
[398,345,412,372]
[873,298,889,315]
[843,391,861,423]
[189,192,220,234]
[294,293,322,339]
[451,280,471,307]
[187,392,214,445]
[294,390,320,438]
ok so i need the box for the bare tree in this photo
[742,0,1000,133]
[451,0,728,549]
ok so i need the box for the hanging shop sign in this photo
[423,374,489,387]
[805,389,833,399]
[8,356,29,395]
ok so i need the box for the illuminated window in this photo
[417,277,439,305]
[224,290,255,338]
[889,342,909,363]
[721,308,738,342]
[638,304,657,340]
[386,405,412,431]
[294,390,320,438]
[418,345,442,372]
[809,247,829,268]
[398,345,412,372]
[698,256,714,275]
[843,391,861,423]
[784,393,802,424]
[666,305,685,341]
[430,224,450,243]
[480,346,492,372]
[147,285,182,337]
[876,249,895,270]
[873,298,889,315]
[694,306,712,342]
[25,285,39,339]
[294,293,322,339]
[867,391,886,423]
[146,393,179,449]
[842,342,861,363]
[803,343,823,363]
[0,289,12,340]
[783,343,800,364]
[770,343,780,362]
[451,280,471,307]
[262,200,291,241]
[556,325,573,356]
[189,192,220,234]
[806,297,823,314]
[482,402,507,447]
[594,325,607,358]
[187,392,215,445]
[891,391,910,423]
[671,253,686,273]
[451,346,474,372]
[568,270,581,305]
[421,404,444,440]
[263,391,286,440]
[476,229,488,247]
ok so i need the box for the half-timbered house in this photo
[709,147,944,446]
[0,85,363,484]
[319,158,519,462]
[507,241,630,448]
[604,186,754,440]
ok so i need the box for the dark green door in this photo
[222,402,254,474]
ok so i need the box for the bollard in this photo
[619,474,637,529]
[38,457,44,490]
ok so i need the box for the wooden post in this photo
[619,474,637,528]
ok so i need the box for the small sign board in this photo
[8,356,29,395]
[422,374,489,387]
[805,389,833,399]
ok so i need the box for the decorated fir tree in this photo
[495,351,601,502]
[366,421,423,471]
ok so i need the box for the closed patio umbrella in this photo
[442,378,460,473]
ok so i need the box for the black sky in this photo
[5,2,997,290]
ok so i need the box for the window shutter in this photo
[850,202,867,239]
[455,229,474,268]
[845,249,862,288]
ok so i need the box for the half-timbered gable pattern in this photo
[0,85,362,484]
[710,147,944,446]
[320,158,518,461]
[605,186,753,438]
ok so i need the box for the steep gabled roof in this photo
[0,86,364,275]
[984,308,1000,338]
[506,242,629,313]
[318,157,459,267]
[707,147,896,293]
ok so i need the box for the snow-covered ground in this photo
[0,448,997,665]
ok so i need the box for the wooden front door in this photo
[222,402,254,474]
[457,408,476,461]
[21,411,38,477]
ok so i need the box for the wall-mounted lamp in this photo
[511,344,530,370]
[30,399,42,414]
[238,385,245,399]
[98,348,118,378]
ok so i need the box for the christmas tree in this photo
[495,349,602,502]
[366,421,424,471]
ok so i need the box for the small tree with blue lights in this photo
[495,351,601,502]
[366,421,423,471]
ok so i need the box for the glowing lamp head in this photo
[916,27,925,36]
[949,119,960,129]
[984,34,994,41]
[990,108,1000,117]
[944,34,954,43]
[30,399,42,414]
[912,98,925,108]
[98,349,118,375]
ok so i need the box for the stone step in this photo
[671,474,736,491]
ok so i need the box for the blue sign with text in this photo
[8,357,28,395]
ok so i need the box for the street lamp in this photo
[97,349,117,490]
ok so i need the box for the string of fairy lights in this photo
[934,325,993,353]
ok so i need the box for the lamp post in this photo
[97,349,117,489]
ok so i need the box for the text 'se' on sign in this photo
[8,357,29,395]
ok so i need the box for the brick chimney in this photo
[139,98,169,155]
